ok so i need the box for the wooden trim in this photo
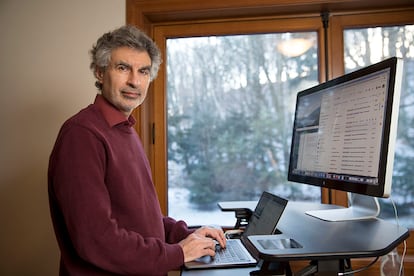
[151,29,167,214]
[127,0,414,23]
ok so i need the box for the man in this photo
[48,25,226,276]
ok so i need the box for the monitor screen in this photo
[288,57,403,199]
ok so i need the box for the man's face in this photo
[97,47,152,116]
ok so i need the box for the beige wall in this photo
[0,1,125,275]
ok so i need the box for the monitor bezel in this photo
[287,57,403,198]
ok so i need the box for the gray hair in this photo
[90,25,162,89]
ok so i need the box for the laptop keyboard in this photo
[213,239,250,264]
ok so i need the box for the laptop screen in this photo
[243,191,288,236]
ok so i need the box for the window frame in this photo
[127,0,414,271]
[152,16,326,214]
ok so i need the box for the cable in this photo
[390,197,406,276]
[400,240,407,276]
[337,257,379,275]
[390,197,400,226]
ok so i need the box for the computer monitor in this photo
[288,57,403,221]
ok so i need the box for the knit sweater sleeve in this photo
[163,217,194,244]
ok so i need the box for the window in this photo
[128,1,414,272]
[166,33,320,225]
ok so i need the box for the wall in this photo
[0,0,125,275]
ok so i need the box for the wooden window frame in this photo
[152,16,326,215]
[127,0,414,273]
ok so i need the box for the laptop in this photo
[184,191,288,270]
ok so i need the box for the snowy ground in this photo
[168,187,236,227]
[168,187,414,228]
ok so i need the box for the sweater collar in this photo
[94,94,136,127]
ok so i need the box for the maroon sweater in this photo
[48,95,192,275]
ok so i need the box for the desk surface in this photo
[248,201,408,262]
[182,201,409,275]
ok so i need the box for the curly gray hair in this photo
[90,25,162,90]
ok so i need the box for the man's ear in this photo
[95,68,104,82]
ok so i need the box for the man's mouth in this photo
[122,90,141,98]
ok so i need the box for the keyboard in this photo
[213,239,250,264]
[184,238,257,269]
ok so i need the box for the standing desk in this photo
[182,201,409,276]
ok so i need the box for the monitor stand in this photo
[305,193,380,222]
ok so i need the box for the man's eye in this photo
[140,68,150,76]
[117,65,129,71]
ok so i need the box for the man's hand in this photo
[178,226,226,263]
[193,226,226,249]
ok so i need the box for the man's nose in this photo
[127,71,140,88]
